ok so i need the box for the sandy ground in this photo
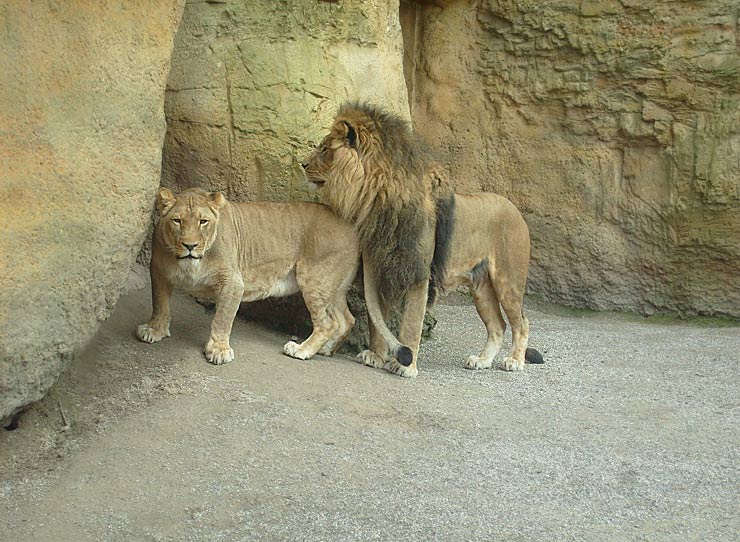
[1,285,739,542]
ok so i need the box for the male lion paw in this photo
[283,341,312,360]
[136,323,170,344]
[502,357,524,372]
[356,350,386,368]
[383,360,418,379]
[204,339,234,365]
[466,355,494,370]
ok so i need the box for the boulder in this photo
[0,1,185,420]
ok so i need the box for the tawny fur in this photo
[137,188,359,365]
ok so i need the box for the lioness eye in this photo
[172,218,181,225]
[199,219,209,226]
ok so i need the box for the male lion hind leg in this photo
[384,280,429,379]
[204,277,244,365]
[137,271,173,343]
[497,284,542,371]
[465,276,506,370]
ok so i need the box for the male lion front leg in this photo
[204,276,244,365]
[384,280,429,379]
[137,269,173,343]
[356,297,391,369]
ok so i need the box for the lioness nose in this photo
[183,243,198,251]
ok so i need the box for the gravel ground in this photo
[1,287,738,542]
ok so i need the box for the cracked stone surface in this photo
[401,0,740,318]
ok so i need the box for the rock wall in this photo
[402,0,740,317]
[161,0,409,199]
[0,1,184,420]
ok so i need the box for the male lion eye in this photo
[172,218,181,225]
[199,219,209,225]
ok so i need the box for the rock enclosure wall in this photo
[402,0,740,317]
[162,0,409,199]
[0,1,184,420]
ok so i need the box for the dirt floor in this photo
[1,285,739,542]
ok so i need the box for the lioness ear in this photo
[156,187,176,215]
[209,191,226,211]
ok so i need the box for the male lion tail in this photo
[362,255,414,367]
[428,194,455,306]
[525,348,545,364]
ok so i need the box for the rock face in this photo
[0,1,184,420]
[162,0,409,199]
[402,0,740,317]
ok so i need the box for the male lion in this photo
[303,102,542,377]
[137,188,359,364]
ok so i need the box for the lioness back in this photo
[225,201,358,263]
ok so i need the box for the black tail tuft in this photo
[428,194,455,306]
[525,348,544,364]
[395,346,414,367]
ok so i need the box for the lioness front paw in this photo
[204,339,234,365]
[356,350,386,368]
[283,341,313,360]
[136,323,170,343]
[383,360,418,379]
[466,354,494,370]
[502,356,524,372]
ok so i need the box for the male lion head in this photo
[302,103,447,303]
[302,103,433,226]
[156,188,226,261]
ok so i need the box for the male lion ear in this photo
[343,121,357,148]
[209,191,227,211]
[156,187,176,215]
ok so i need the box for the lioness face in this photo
[302,120,364,196]
[156,188,225,261]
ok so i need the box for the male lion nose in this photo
[183,243,198,251]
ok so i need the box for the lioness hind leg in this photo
[284,280,340,360]
[465,276,506,370]
[318,298,355,356]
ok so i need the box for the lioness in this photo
[136,188,359,364]
[303,102,542,377]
